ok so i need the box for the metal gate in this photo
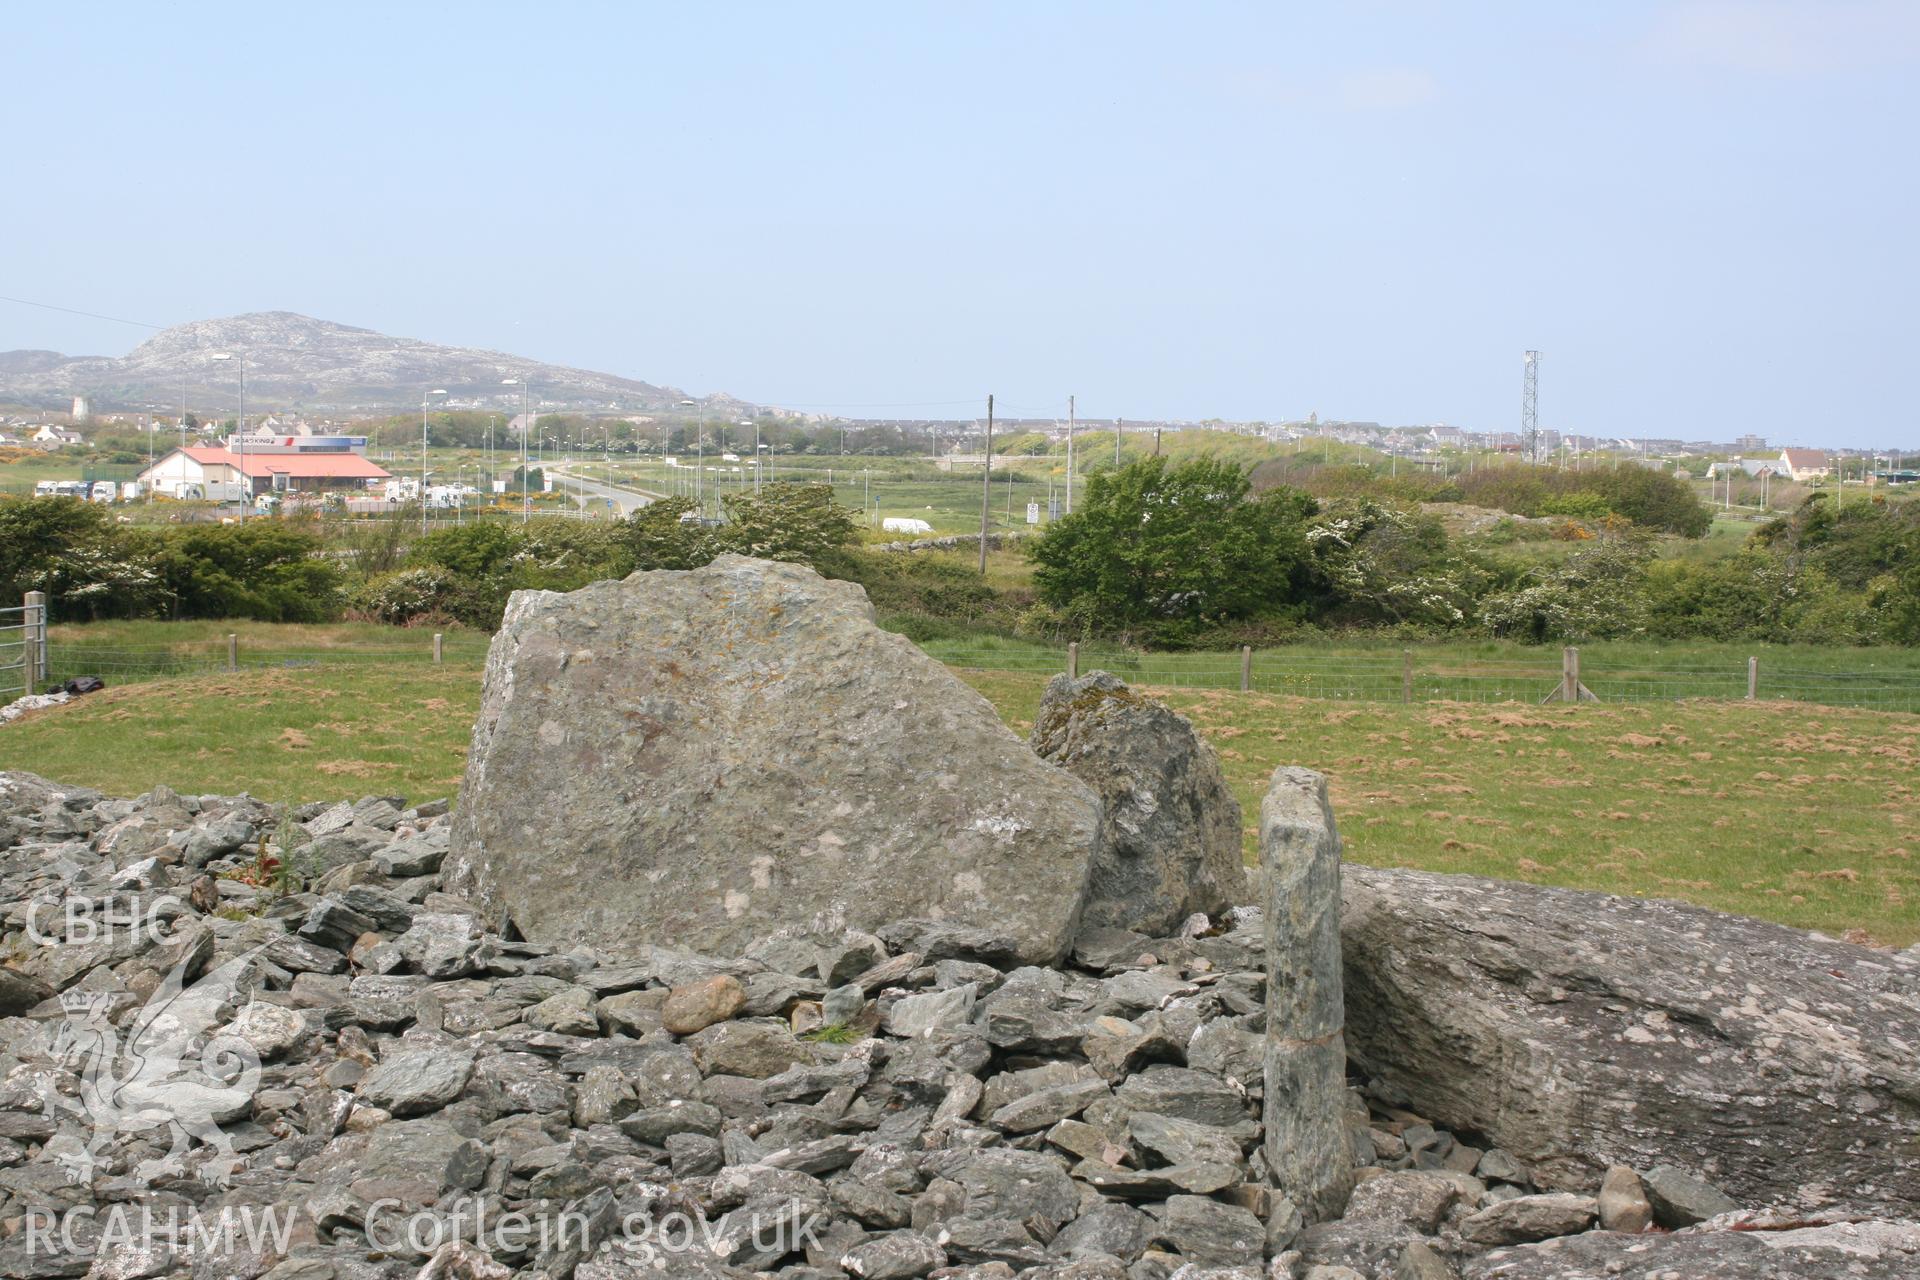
[0,596,47,701]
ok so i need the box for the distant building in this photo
[70,395,91,423]
[1779,448,1831,482]
[136,445,390,500]
[1735,433,1767,452]
[31,425,84,448]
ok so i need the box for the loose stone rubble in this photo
[3,768,1916,1279]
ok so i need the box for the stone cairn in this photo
[0,558,1913,1280]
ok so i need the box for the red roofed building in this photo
[136,445,391,500]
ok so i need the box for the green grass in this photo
[0,450,141,498]
[0,664,476,807]
[959,671,1920,947]
[603,454,1070,538]
[3,627,1915,946]
[38,619,493,690]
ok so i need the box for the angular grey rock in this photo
[1262,767,1353,1224]
[1642,1163,1739,1227]
[1028,671,1244,935]
[1115,1066,1247,1128]
[1152,1195,1265,1267]
[1458,1192,1596,1245]
[840,1231,946,1278]
[356,1049,473,1116]
[1342,865,1920,1216]
[0,967,53,1016]
[884,983,977,1038]
[1342,1171,1460,1235]
[989,1078,1110,1133]
[445,556,1101,965]
[1395,1240,1457,1280]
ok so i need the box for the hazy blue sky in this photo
[4,2,1915,445]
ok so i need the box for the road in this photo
[549,466,664,517]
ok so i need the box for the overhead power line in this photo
[0,293,166,330]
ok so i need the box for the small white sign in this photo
[1026,501,1040,525]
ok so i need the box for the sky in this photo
[3,2,1916,446]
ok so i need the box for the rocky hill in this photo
[0,312,745,414]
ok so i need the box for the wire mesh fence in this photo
[39,633,493,689]
[20,628,1920,714]
[930,643,1920,711]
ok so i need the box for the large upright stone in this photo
[1342,866,1920,1217]
[1028,671,1244,935]
[1261,766,1353,1223]
[444,556,1101,965]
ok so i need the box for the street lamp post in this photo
[422,389,447,533]
[679,398,706,516]
[209,352,246,520]
[503,379,530,523]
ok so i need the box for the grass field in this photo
[2,653,1914,946]
[604,454,1071,537]
[0,449,141,498]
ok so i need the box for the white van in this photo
[89,481,117,503]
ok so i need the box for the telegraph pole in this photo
[978,394,994,574]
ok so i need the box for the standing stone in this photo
[1262,766,1353,1223]
[445,556,1101,965]
[1029,671,1245,935]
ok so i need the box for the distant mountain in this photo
[0,312,744,414]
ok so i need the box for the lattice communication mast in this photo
[1522,350,1540,462]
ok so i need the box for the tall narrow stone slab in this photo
[1262,766,1353,1223]
[444,556,1101,966]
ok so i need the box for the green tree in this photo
[150,523,343,622]
[409,522,520,578]
[1026,456,1316,641]
[1478,541,1655,642]
[0,498,165,621]
[621,496,718,571]
[719,482,860,565]
[1304,499,1475,628]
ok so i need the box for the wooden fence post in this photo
[1568,645,1581,702]
[1402,649,1413,704]
[1066,641,1078,681]
[1240,645,1252,692]
[433,633,444,665]
[227,633,238,673]
[1747,655,1758,700]
[23,591,45,691]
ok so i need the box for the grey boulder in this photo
[1028,671,1244,935]
[1342,866,1920,1217]
[445,556,1101,965]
